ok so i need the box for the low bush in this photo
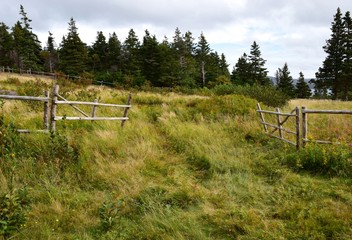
[285,144,352,177]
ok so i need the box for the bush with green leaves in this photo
[212,84,290,107]
[286,144,352,177]
[0,188,31,238]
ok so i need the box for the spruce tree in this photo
[195,32,211,87]
[342,11,352,99]
[140,30,162,86]
[0,22,14,67]
[41,31,58,72]
[12,5,42,70]
[121,29,141,76]
[249,41,270,85]
[231,53,252,85]
[276,63,295,97]
[107,32,122,71]
[315,8,345,99]
[295,72,311,98]
[59,18,88,76]
[89,31,108,72]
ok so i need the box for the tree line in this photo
[0,5,351,100]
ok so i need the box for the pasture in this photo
[0,73,352,239]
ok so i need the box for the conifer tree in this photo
[195,32,211,87]
[249,41,270,85]
[59,18,88,76]
[107,32,122,71]
[0,22,14,67]
[89,31,108,72]
[140,30,162,86]
[295,72,311,98]
[342,11,352,99]
[41,31,58,72]
[315,8,345,99]
[12,5,42,70]
[121,29,141,76]
[231,53,252,85]
[276,63,295,97]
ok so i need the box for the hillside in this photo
[0,74,352,239]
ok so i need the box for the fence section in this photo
[256,103,300,150]
[257,103,352,149]
[301,107,352,147]
[0,85,131,133]
[0,92,50,133]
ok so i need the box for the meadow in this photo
[0,73,352,239]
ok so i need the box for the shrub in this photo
[286,144,352,177]
[212,84,290,107]
[0,188,31,238]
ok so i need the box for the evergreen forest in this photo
[0,6,352,99]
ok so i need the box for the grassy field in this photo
[0,73,352,239]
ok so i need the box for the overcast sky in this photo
[1,0,352,78]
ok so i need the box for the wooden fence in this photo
[257,103,352,149]
[257,103,300,150]
[0,84,131,133]
[0,92,50,133]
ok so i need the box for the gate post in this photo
[50,85,59,132]
[302,106,307,148]
[295,107,300,150]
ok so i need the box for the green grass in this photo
[0,75,352,239]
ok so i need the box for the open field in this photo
[1,74,352,239]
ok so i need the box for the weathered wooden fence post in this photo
[302,106,307,148]
[121,93,132,127]
[276,108,283,139]
[91,99,98,118]
[256,103,268,133]
[50,85,59,132]
[44,90,49,130]
[295,107,300,150]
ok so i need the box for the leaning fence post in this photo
[44,90,49,130]
[295,107,300,150]
[50,85,59,132]
[256,103,268,133]
[121,93,132,128]
[302,106,307,148]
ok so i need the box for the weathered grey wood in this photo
[55,116,128,121]
[302,106,308,148]
[17,129,49,134]
[256,109,296,116]
[295,107,300,150]
[256,103,268,132]
[302,109,352,114]
[121,94,132,127]
[261,122,296,135]
[50,85,59,132]
[57,94,89,117]
[55,100,131,108]
[276,108,283,138]
[91,99,98,118]
[0,95,49,102]
[44,91,49,130]
[269,134,296,146]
